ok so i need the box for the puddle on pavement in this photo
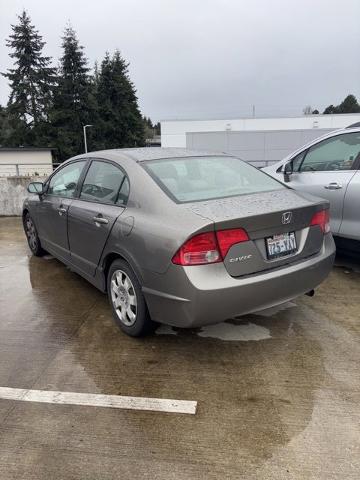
[156,321,271,341]
[197,322,271,341]
[252,301,297,317]
[155,302,301,341]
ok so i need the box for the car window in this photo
[80,160,127,204]
[143,156,285,203]
[291,150,308,172]
[116,177,130,206]
[299,133,360,172]
[48,161,86,197]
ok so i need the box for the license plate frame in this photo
[266,232,297,260]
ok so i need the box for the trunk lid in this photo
[186,189,328,277]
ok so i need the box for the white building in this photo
[161,113,360,166]
[0,147,56,177]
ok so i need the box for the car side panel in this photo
[34,195,72,262]
[284,170,356,233]
[339,171,360,240]
[100,207,211,283]
[67,200,125,276]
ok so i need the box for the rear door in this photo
[286,132,360,233]
[36,160,87,261]
[67,159,130,276]
[339,170,360,241]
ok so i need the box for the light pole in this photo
[83,124,93,153]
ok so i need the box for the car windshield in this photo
[143,156,285,203]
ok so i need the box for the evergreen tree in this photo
[93,61,100,84]
[50,25,97,160]
[337,94,360,113]
[323,104,337,114]
[143,115,155,138]
[0,105,13,146]
[154,122,161,135]
[142,117,160,138]
[94,50,145,149]
[323,94,360,114]
[2,10,56,145]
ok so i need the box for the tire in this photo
[107,259,156,337]
[23,212,46,257]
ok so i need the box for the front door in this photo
[68,159,130,276]
[288,132,360,234]
[36,160,87,261]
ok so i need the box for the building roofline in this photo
[0,147,57,152]
[160,112,360,123]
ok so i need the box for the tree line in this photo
[0,10,159,162]
[304,94,360,115]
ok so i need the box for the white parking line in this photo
[0,387,197,415]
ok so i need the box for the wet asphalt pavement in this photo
[0,216,359,479]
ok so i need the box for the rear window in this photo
[143,156,285,203]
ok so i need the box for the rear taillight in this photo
[216,228,249,258]
[310,209,330,234]
[172,232,220,266]
[172,228,249,266]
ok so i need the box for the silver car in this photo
[263,127,360,246]
[23,148,335,337]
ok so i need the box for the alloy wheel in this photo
[110,269,137,326]
[26,217,37,251]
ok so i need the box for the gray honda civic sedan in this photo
[23,148,335,336]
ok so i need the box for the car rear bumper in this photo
[143,234,336,328]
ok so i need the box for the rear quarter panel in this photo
[100,159,212,279]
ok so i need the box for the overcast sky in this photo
[0,0,359,122]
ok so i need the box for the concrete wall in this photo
[0,151,53,177]
[186,128,333,167]
[0,176,46,216]
[161,113,360,148]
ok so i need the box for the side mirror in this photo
[27,182,45,195]
[283,163,293,183]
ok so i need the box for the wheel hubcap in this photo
[110,270,137,326]
[26,218,37,251]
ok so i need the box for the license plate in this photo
[266,232,297,259]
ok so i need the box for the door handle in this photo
[324,182,342,190]
[93,216,109,225]
[57,207,67,215]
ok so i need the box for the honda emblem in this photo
[282,211,293,225]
